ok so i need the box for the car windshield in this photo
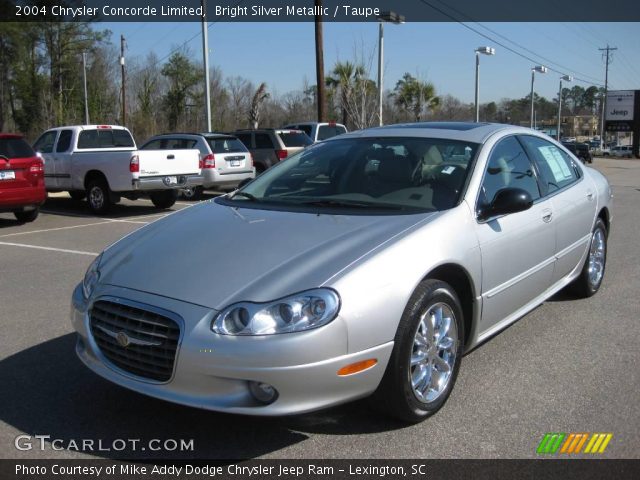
[220,137,479,214]
[0,138,35,158]
[277,131,313,147]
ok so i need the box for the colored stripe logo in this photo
[537,433,612,454]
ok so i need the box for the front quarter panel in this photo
[327,205,481,355]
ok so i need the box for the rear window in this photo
[278,131,313,147]
[77,129,135,149]
[207,137,247,154]
[0,138,35,158]
[317,125,347,141]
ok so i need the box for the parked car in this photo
[282,121,348,143]
[0,133,46,222]
[561,136,576,143]
[233,128,312,174]
[140,133,254,199]
[610,145,633,158]
[33,125,203,213]
[562,142,593,163]
[72,122,611,422]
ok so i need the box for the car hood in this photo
[99,201,436,309]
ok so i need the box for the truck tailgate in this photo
[137,149,200,177]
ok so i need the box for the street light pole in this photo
[82,52,89,125]
[556,75,572,141]
[474,46,495,122]
[377,21,384,127]
[376,11,404,127]
[201,0,212,132]
[530,65,547,129]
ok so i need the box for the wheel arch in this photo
[422,263,477,351]
[84,170,109,190]
[598,207,610,235]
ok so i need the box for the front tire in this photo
[569,218,607,297]
[373,280,464,423]
[150,190,178,209]
[14,209,39,223]
[86,180,111,214]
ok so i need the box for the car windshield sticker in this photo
[539,146,572,182]
[442,166,455,175]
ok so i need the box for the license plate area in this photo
[229,160,241,167]
[163,176,178,186]
[0,170,16,180]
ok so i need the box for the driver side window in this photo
[480,136,541,207]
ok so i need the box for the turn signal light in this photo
[337,359,377,376]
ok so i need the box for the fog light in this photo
[248,381,278,404]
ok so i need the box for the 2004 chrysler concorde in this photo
[71,122,611,422]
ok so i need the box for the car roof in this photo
[337,122,532,144]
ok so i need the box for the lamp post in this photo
[556,75,572,141]
[474,46,495,123]
[530,65,548,129]
[377,11,404,126]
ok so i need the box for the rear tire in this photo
[150,190,178,209]
[372,279,464,423]
[86,180,111,215]
[14,209,39,223]
[568,218,607,297]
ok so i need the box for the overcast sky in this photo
[100,21,640,104]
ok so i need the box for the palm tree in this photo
[393,73,439,122]
[248,82,269,129]
[326,61,356,125]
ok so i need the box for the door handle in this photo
[167,154,175,159]
[586,190,594,201]
[542,209,553,223]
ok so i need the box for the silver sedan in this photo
[71,122,611,422]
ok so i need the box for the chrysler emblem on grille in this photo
[116,331,131,348]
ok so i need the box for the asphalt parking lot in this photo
[1,157,639,460]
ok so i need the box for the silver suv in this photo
[282,122,348,143]
[140,133,254,199]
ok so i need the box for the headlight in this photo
[82,253,102,299]
[212,288,340,335]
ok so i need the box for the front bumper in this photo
[71,284,392,415]
[132,174,204,191]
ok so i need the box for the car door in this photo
[519,135,596,283]
[52,129,73,189]
[474,135,556,335]
[33,130,59,188]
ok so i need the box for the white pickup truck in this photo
[33,125,203,213]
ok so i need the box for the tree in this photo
[326,61,356,126]
[248,82,269,129]
[393,73,439,122]
[161,52,199,130]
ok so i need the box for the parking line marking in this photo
[0,221,115,238]
[104,219,150,224]
[0,241,98,256]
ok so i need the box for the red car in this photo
[0,133,46,223]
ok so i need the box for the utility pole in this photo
[120,34,126,126]
[599,45,617,149]
[201,0,212,132]
[82,52,89,125]
[314,0,326,122]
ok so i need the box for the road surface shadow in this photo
[0,334,406,460]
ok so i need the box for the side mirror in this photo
[479,187,533,221]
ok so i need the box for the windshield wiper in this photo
[299,199,404,210]
[230,191,259,201]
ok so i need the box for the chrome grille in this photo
[90,300,180,382]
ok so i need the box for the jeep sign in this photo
[606,90,635,121]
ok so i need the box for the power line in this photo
[420,0,605,87]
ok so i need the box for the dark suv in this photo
[562,142,593,164]
[232,129,312,174]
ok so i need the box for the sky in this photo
[99,21,640,104]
